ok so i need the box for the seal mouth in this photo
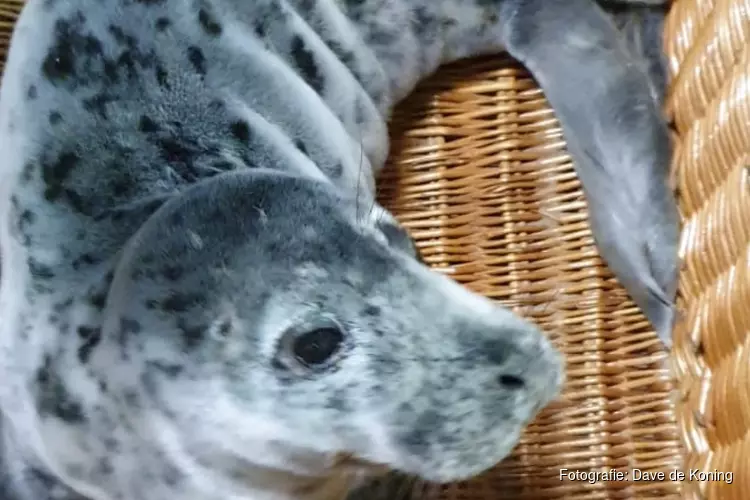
[330,452,389,475]
[286,454,390,500]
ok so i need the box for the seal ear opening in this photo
[367,206,425,264]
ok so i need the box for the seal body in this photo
[0,0,675,499]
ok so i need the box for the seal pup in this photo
[0,0,676,499]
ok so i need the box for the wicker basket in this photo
[1,0,747,499]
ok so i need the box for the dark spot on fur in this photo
[161,265,183,281]
[294,139,308,156]
[82,93,113,119]
[117,318,142,352]
[98,458,114,476]
[21,162,36,182]
[42,151,79,202]
[368,29,397,47]
[327,391,347,412]
[123,391,140,408]
[16,210,36,247]
[27,85,38,100]
[115,50,138,79]
[478,338,513,366]
[161,293,205,313]
[18,210,36,235]
[168,211,184,226]
[42,16,106,86]
[178,320,205,349]
[400,409,440,456]
[135,0,166,4]
[354,97,369,126]
[212,319,232,339]
[297,0,316,11]
[212,160,235,171]
[271,357,288,373]
[89,291,107,310]
[49,111,63,125]
[208,99,225,112]
[330,162,343,178]
[111,169,137,197]
[72,252,102,271]
[162,464,182,486]
[28,258,55,280]
[158,138,188,162]
[33,283,54,295]
[254,21,267,38]
[77,326,102,363]
[35,355,86,423]
[53,298,74,315]
[198,8,223,36]
[363,304,381,317]
[155,17,171,31]
[139,115,160,133]
[63,188,96,216]
[370,352,400,376]
[121,318,142,335]
[103,60,118,81]
[323,39,359,81]
[102,436,118,452]
[412,6,441,38]
[26,467,65,493]
[290,35,324,92]
[155,64,169,87]
[148,361,184,378]
[187,46,206,75]
[108,25,137,48]
[42,20,77,82]
[229,121,250,143]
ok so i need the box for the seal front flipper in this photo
[498,0,679,347]
[583,172,677,348]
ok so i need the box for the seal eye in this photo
[292,327,344,367]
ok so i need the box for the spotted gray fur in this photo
[0,0,676,499]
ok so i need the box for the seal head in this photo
[91,170,564,490]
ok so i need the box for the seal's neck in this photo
[3,398,377,500]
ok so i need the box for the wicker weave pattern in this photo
[0,0,21,72]
[665,0,750,498]
[378,56,681,499]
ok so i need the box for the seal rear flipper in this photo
[585,195,677,346]
[497,0,679,346]
[644,287,676,349]
[603,0,670,105]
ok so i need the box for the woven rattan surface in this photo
[379,56,681,500]
[665,0,750,498]
[0,0,746,498]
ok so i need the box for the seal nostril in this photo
[497,374,525,389]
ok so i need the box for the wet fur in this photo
[0,0,674,499]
